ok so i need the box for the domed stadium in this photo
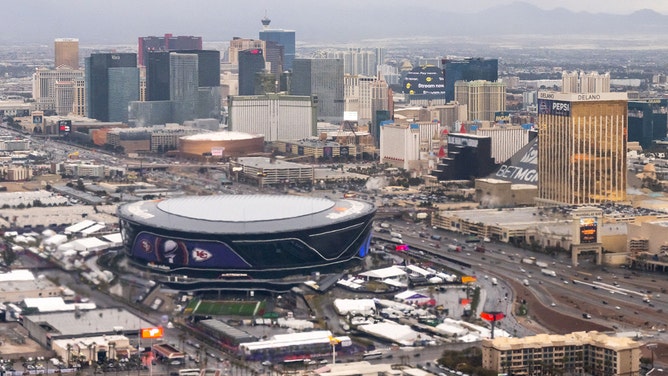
[178,131,264,159]
[117,195,376,279]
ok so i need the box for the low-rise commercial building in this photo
[22,308,153,348]
[230,157,314,187]
[482,331,641,376]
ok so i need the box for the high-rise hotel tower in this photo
[537,91,628,205]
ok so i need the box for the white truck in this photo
[521,258,535,265]
[389,232,402,240]
[541,269,557,277]
[491,277,498,286]
[522,279,530,286]
[536,261,549,268]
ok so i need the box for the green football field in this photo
[185,299,266,316]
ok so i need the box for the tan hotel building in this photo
[482,331,641,376]
[537,91,627,205]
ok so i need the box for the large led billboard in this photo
[402,66,445,97]
[579,217,598,244]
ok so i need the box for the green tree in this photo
[3,246,17,266]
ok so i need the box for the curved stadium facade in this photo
[117,195,376,279]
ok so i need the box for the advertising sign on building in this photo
[131,232,250,268]
[344,111,358,121]
[538,99,571,117]
[579,217,598,244]
[58,120,72,134]
[211,147,225,157]
[491,138,538,184]
[402,66,445,96]
[494,111,511,123]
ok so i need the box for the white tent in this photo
[102,233,123,247]
[44,234,69,248]
[333,299,376,316]
[58,238,109,253]
[64,220,96,234]
[356,321,429,346]
[80,223,105,235]
[359,265,406,280]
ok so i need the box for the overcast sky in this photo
[424,0,668,13]
[5,0,668,45]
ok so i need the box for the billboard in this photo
[538,99,571,117]
[131,231,251,269]
[490,138,538,184]
[579,217,598,244]
[402,66,445,96]
[343,111,358,121]
[32,114,43,124]
[494,111,511,123]
[461,275,477,284]
[58,120,72,134]
[140,327,164,339]
[480,312,505,321]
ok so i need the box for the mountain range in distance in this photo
[3,1,668,45]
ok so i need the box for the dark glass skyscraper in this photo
[85,53,138,122]
[259,29,295,71]
[177,49,221,88]
[147,50,220,100]
[146,52,171,101]
[264,41,284,79]
[628,99,668,149]
[442,57,498,102]
[291,58,344,123]
[138,50,221,125]
[238,49,266,95]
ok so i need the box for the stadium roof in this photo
[158,195,333,222]
[119,195,375,234]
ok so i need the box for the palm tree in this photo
[66,343,73,367]
[109,341,116,362]
[88,342,96,365]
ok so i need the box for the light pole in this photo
[329,336,341,364]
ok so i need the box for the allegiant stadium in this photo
[117,195,376,280]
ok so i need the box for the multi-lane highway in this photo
[377,218,668,339]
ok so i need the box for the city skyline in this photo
[6,1,668,45]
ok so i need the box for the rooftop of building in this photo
[485,331,641,351]
[199,319,255,340]
[24,308,153,337]
[235,156,312,169]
